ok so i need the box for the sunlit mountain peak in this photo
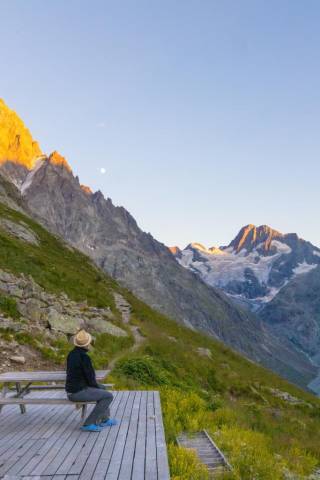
[0,98,42,169]
[48,151,72,172]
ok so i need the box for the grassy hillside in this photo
[113,295,320,479]
[0,198,319,479]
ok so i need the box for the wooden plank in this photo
[5,438,46,476]
[0,391,50,439]
[19,405,81,476]
[0,400,55,445]
[16,475,54,480]
[39,419,84,476]
[106,391,141,480]
[42,389,116,477]
[0,393,61,457]
[30,408,83,476]
[67,393,122,475]
[0,400,60,461]
[0,369,109,383]
[55,393,120,475]
[0,397,102,404]
[203,429,232,470]
[145,391,158,479]
[98,391,136,480]
[78,392,127,480]
[131,391,148,480]
[154,391,170,480]
[0,390,61,440]
[90,391,132,480]
[0,438,43,477]
[15,383,114,391]
[20,477,53,480]
[117,390,142,480]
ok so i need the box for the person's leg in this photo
[69,388,113,426]
[86,389,114,425]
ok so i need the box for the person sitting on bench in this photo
[65,329,117,432]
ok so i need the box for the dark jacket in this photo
[65,346,99,393]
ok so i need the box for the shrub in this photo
[168,444,209,480]
[114,355,170,386]
[0,294,20,320]
[161,388,209,441]
[40,337,71,364]
[213,427,285,480]
[206,393,224,412]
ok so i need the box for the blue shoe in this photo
[81,424,103,432]
[99,418,118,427]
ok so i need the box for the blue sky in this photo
[1,0,319,248]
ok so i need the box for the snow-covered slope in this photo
[171,224,320,310]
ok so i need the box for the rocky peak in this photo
[48,151,72,173]
[169,246,181,256]
[80,184,93,195]
[0,98,42,169]
[227,224,283,254]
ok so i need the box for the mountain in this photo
[0,178,319,478]
[259,262,320,396]
[260,264,320,390]
[172,226,320,394]
[0,98,318,389]
[172,224,320,310]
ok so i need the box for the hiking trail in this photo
[107,293,145,372]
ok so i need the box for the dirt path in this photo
[108,293,145,372]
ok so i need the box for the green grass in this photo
[168,443,210,480]
[0,294,20,320]
[0,328,134,370]
[90,333,134,369]
[0,202,119,311]
[0,199,320,478]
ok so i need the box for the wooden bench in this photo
[0,370,111,418]
[8,383,114,391]
[0,394,113,419]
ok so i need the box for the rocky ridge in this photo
[0,268,127,337]
[0,269,127,372]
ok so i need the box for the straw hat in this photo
[73,329,92,348]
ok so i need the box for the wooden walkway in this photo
[0,390,170,480]
[177,430,231,474]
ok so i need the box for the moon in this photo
[100,168,106,174]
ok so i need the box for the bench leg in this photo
[0,383,9,414]
[16,383,26,414]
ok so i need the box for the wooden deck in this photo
[0,390,170,480]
